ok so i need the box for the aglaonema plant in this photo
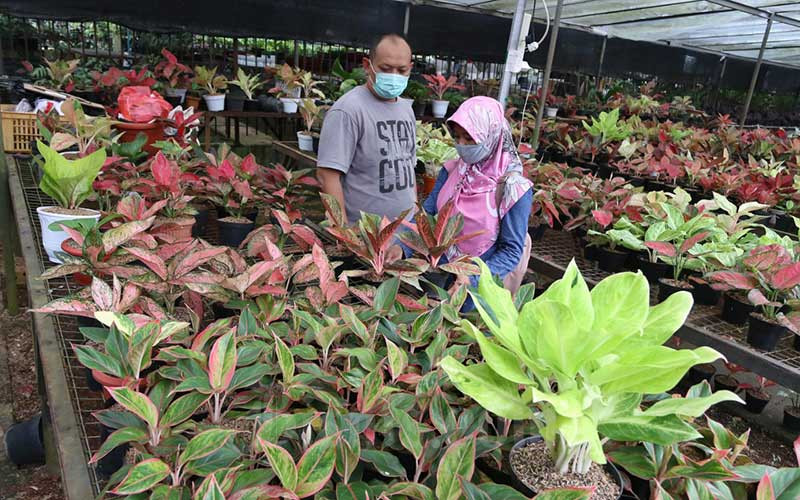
[440,259,740,475]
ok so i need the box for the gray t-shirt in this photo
[317,85,417,224]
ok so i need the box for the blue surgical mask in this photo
[455,143,491,164]
[370,62,409,99]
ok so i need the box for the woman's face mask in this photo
[455,142,492,165]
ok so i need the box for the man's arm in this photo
[317,167,346,215]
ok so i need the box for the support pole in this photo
[712,57,727,115]
[596,36,607,81]
[0,148,18,315]
[498,0,528,107]
[233,37,239,74]
[740,14,773,127]
[293,40,299,67]
[531,0,565,151]
[403,4,411,37]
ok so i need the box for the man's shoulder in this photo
[330,85,371,113]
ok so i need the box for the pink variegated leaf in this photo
[245,284,287,297]
[91,277,115,311]
[222,260,280,295]
[592,209,614,228]
[645,241,677,258]
[770,262,800,290]
[747,289,779,307]
[305,286,324,309]
[271,209,293,234]
[125,247,168,280]
[794,435,800,466]
[744,244,791,271]
[756,473,775,500]
[118,282,141,312]
[31,298,95,318]
[289,225,321,250]
[102,217,156,253]
[708,271,757,290]
[396,293,427,311]
[208,330,237,393]
[171,247,228,279]
[349,285,375,306]
[679,231,709,254]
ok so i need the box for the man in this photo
[317,33,417,224]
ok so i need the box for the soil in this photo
[0,245,65,498]
[510,440,620,500]
[39,206,98,217]
[706,407,795,467]
[659,278,693,290]
[746,388,770,400]
[785,406,800,418]
[218,216,253,224]
[750,312,783,327]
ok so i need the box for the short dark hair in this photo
[369,33,410,60]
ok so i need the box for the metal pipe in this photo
[531,0,565,151]
[498,0,528,107]
[713,57,727,115]
[403,4,411,37]
[596,35,607,81]
[740,14,773,127]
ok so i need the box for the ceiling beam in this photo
[706,0,800,29]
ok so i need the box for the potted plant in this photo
[270,63,303,113]
[581,108,630,166]
[227,68,264,112]
[23,58,80,92]
[739,375,775,414]
[202,155,259,247]
[416,121,457,195]
[708,244,800,351]
[779,389,800,431]
[403,79,428,118]
[154,48,193,106]
[193,65,228,112]
[714,362,745,393]
[440,260,736,496]
[297,97,327,152]
[423,73,464,118]
[34,140,106,263]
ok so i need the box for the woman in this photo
[423,96,533,297]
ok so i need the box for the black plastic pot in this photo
[421,270,451,299]
[689,278,721,306]
[596,247,628,272]
[219,206,258,223]
[226,93,246,112]
[746,313,788,352]
[627,176,645,188]
[313,135,320,153]
[95,424,129,478]
[583,243,598,262]
[745,389,770,414]
[510,436,622,499]
[721,292,755,325]
[164,95,183,107]
[258,95,280,112]
[4,413,45,465]
[774,212,796,234]
[714,374,739,393]
[688,364,716,385]
[657,278,693,303]
[597,163,614,179]
[794,334,800,351]
[635,256,670,283]
[192,206,211,238]
[218,219,255,247]
[243,99,260,112]
[413,101,425,118]
[77,315,104,330]
[783,407,800,431]
[211,302,239,319]
[528,225,546,241]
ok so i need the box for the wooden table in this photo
[272,140,317,169]
[202,111,301,149]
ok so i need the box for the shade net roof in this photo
[420,0,800,68]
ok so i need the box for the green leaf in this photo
[256,412,318,444]
[642,390,743,418]
[608,446,658,479]
[360,449,407,478]
[73,344,124,378]
[386,339,408,382]
[477,483,528,500]
[589,270,650,355]
[90,427,148,464]
[111,458,170,495]
[390,403,424,459]
[429,389,457,436]
[107,387,158,430]
[229,364,270,391]
[258,440,298,491]
[639,291,693,345]
[274,334,295,384]
[295,434,337,497]
[383,482,434,500]
[336,482,371,500]
[533,488,595,500]
[771,467,800,499]
[208,331,237,392]
[600,415,701,445]
[667,460,737,481]
[195,475,225,500]
[435,434,476,500]
[37,140,105,208]
[340,304,370,344]
[374,277,400,311]
[439,357,533,420]
[471,259,521,352]
[517,299,581,377]
[180,428,237,464]
[460,319,536,385]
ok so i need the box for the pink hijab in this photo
[437,96,533,258]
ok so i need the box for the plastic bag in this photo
[117,86,173,123]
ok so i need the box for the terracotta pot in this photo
[185,95,201,110]
[112,121,166,156]
[422,174,437,197]
[153,216,195,242]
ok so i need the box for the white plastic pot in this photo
[297,131,314,152]
[36,206,101,263]
[281,98,299,114]
[545,107,558,118]
[203,94,226,112]
[432,100,449,118]
[165,87,187,104]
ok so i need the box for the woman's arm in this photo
[421,168,449,215]
[474,189,533,285]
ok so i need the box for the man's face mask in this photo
[369,61,409,99]
[455,142,492,165]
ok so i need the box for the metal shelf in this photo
[8,155,99,498]
[530,229,800,392]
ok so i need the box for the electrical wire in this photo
[516,0,550,149]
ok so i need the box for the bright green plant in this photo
[417,121,457,177]
[192,65,228,95]
[36,140,106,209]
[582,107,630,161]
[440,260,739,475]
[228,68,264,100]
